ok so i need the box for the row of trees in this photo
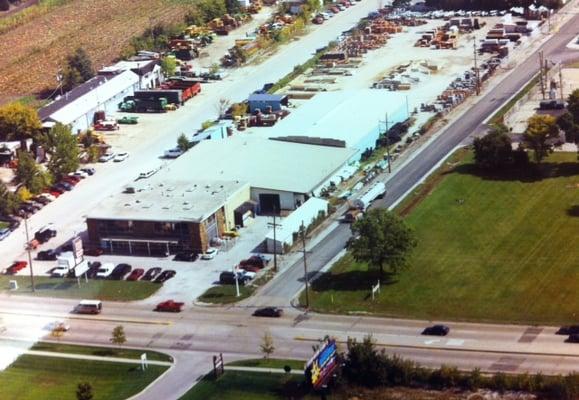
[423,0,562,10]
[342,335,578,399]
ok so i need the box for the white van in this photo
[75,300,102,314]
[138,167,160,179]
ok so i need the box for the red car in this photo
[127,268,145,281]
[155,300,184,312]
[6,261,27,275]
[239,264,261,273]
[61,177,79,186]
[84,247,104,256]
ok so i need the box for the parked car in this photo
[34,226,57,244]
[114,152,129,162]
[64,175,81,184]
[239,264,260,273]
[422,325,450,336]
[201,247,218,260]
[60,178,78,187]
[37,249,59,261]
[33,196,51,205]
[72,171,88,179]
[173,252,198,262]
[154,270,176,283]
[155,300,184,312]
[86,262,102,279]
[567,334,579,343]
[253,307,283,318]
[127,268,145,281]
[81,167,96,176]
[0,228,11,241]
[138,168,160,179]
[96,263,115,279]
[51,265,70,278]
[240,270,256,280]
[55,182,73,191]
[110,263,132,280]
[219,271,249,285]
[5,261,27,275]
[142,267,162,281]
[164,148,184,158]
[557,325,579,335]
[99,152,115,162]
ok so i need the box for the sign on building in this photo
[72,236,84,264]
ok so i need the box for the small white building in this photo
[98,59,162,90]
[38,70,139,134]
[265,197,329,253]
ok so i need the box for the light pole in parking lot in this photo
[23,216,35,292]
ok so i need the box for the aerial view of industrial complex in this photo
[0,0,577,398]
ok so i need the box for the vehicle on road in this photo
[422,325,450,336]
[253,307,283,318]
[5,261,27,275]
[201,247,218,260]
[164,148,184,158]
[155,300,184,312]
[51,265,70,278]
[557,325,579,335]
[96,263,115,279]
[142,267,162,281]
[0,228,10,241]
[99,152,115,162]
[138,167,160,179]
[567,334,579,343]
[174,252,198,262]
[127,268,145,281]
[37,249,59,261]
[75,300,102,314]
[114,152,129,162]
[48,321,70,332]
[154,270,176,283]
[110,263,132,280]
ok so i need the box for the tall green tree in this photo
[160,56,177,77]
[0,181,20,216]
[16,151,51,194]
[522,114,560,164]
[225,0,240,14]
[62,48,94,91]
[350,209,417,278]
[473,124,513,171]
[46,123,79,180]
[177,133,191,152]
[110,325,127,348]
[76,382,93,400]
[557,89,579,160]
[0,102,42,141]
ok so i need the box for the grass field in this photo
[0,0,198,104]
[0,276,159,301]
[0,354,167,400]
[304,151,579,325]
[30,342,173,362]
[228,358,305,370]
[197,284,254,304]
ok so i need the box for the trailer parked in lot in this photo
[134,90,182,105]
[352,182,386,211]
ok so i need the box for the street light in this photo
[23,216,35,292]
[299,222,309,311]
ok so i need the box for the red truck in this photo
[155,300,184,312]
[160,80,201,103]
[5,261,27,275]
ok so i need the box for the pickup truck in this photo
[155,300,184,312]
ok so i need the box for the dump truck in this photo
[134,90,182,105]
[118,97,168,113]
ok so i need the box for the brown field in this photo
[0,0,195,104]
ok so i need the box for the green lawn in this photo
[305,152,579,325]
[179,371,307,400]
[30,342,173,363]
[0,355,167,400]
[0,276,160,301]
[197,284,254,304]
[228,358,305,370]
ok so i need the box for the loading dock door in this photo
[259,193,281,214]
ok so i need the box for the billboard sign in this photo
[305,339,338,389]
[72,236,83,263]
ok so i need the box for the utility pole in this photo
[473,40,480,96]
[267,206,280,272]
[300,222,309,310]
[539,51,546,100]
[558,63,564,101]
[23,217,35,292]
[380,113,392,173]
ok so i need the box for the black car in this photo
[173,252,198,262]
[567,334,579,343]
[556,325,579,335]
[154,270,176,283]
[219,271,249,285]
[33,196,51,205]
[34,227,57,244]
[37,249,59,261]
[142,267,162,281]
[81,168,96,176]
[422,325,450,336]
[86,262,102,279]
[253,307,283,318]
[55,182,73,191]
[109,263,132,280]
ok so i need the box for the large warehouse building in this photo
[86,179,250,255]
[260,90,408,158]
[165,136,356,213]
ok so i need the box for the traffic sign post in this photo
[371,280,380,301]
[140,353,148,370]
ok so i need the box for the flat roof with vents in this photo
[87,179,249,223]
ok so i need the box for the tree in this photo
[225,0,240,14]
[160,56,177,77]
[343,335,385,388]
[46,123,79,180]
[110,325,126,348]
[76,382,94,400]
[557,89,579,159]
[16,151,51,194]
[177,133,191,152]
[350,209,417,278]
[522,114,560,163]
[260,331,275,359]
[0,181,20,216]
[62,67,83,92]
[0,0,10,12]
[472,124,513,170]
[0,102,42,141]
[63,48,94,91]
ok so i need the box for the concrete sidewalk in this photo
[226,365,304,375]
[23,350,173,366]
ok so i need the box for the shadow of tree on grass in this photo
[449,162,579,183]
[311,270,398,292]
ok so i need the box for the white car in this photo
[201,247,218,260]
[164,148,184,158]
[240,270,256,280]
[72,170,89,179]
[96,263,115,279]
[51,266,70,278]
[99,152,115,162]
[114,152,129,162]
[139,168,160,179]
